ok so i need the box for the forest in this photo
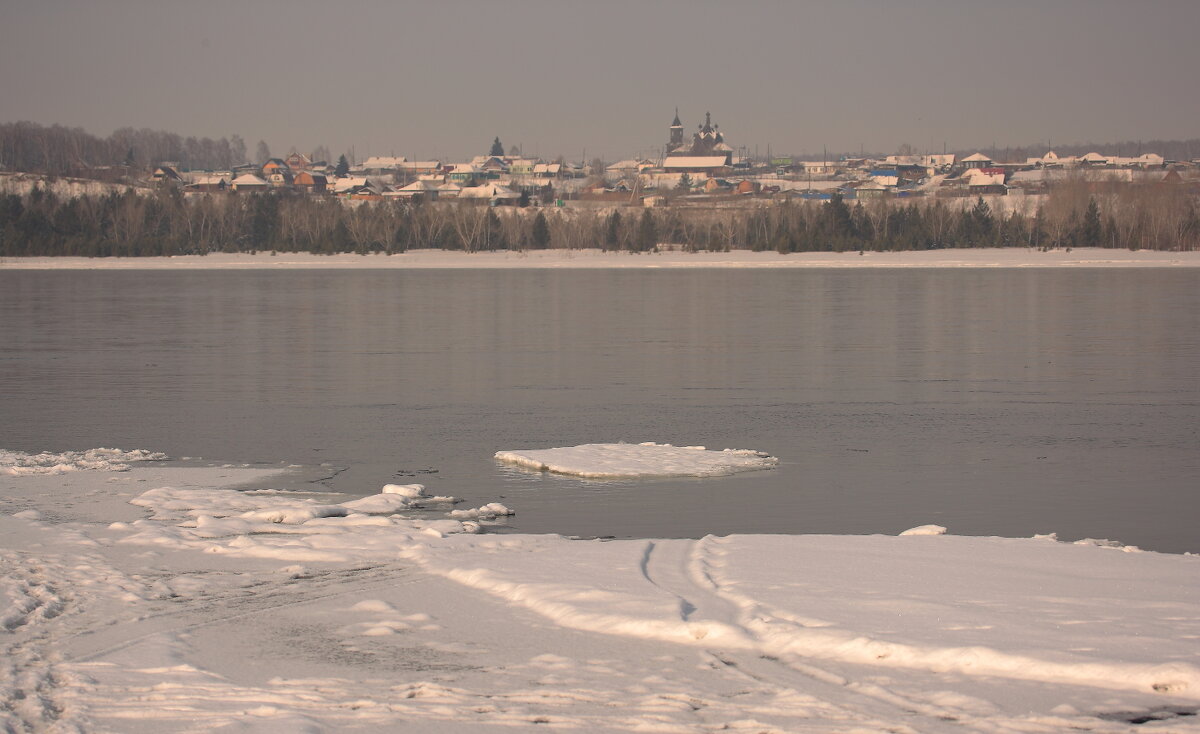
[1,179,1197,258]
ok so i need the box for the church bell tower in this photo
[668,108,684,152]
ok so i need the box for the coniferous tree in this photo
[822,193,855,251]
[966,196,995,246]
[604,211,621,251]
[335,154,350,177]
[1079,197,1102,247]
[490,137,504,157]
[531,211,550,249]
[637,209,657,251]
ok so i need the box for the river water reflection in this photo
[2,268,1196,552]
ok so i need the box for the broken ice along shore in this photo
[3,446,1200,733]
[494,442,780,478]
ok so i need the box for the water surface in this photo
[1,268,1196,552]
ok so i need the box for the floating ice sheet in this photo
[494,442,779,478]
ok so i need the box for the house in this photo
[231,173,269,192]
[479,157,509,177]
[152,165,183,184]
[362,156,406,174]
[458,182,521,205]
[267,168,294,188]
[965,168,1007,194]
[332,176,369,194]
[397,161,442,176]
[532,162,564,179]
[923,154,956,172]
[961,153,993,169]
[735,179,760,195]
[390,179,442,201]
[607,159,653,177]
[284,152,312,171]
[663,156,730,177]
[261,158,289,176]
[870,169,900,187]
[190,175,228,193]
[447,163,483,182]
[507,158,538,176]
[292,171,327,194]
[854,180,888,199]
[800,161,835,175]
[703,178,732,193]
[338,180,386,200]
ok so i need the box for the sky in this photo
[2,0,1199,163]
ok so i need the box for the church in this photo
[663,109,734,175]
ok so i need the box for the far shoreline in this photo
[2,247,1199,270]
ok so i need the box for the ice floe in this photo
[494,442,779,478]
[0,448,166,475]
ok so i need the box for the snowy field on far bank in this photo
[2,247,1200,270]
[2,448,1199,732]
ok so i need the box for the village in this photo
[140,110,1199,211]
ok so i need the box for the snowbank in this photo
[0,448,166,475]
[495,442,779,478]
[3,247,1199,270]
[3,451,1199,732]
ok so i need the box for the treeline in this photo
[1,184,1197,258]
[0,121,247,178]
[671,184,1200,253]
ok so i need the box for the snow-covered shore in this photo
[3,448,1198,732]
[3,247,1199,270]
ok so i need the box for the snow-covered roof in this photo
[398,180,442,192]
[398,161,441,170]
[663,157,730,169]
[458,183,520,199]
[607,159,645,171]
[362,156,407,169]
[194,175,228,186]
[962,153,992,163]
[332,177,369,193]
[965,169,1006,186]
[231,174,268,186]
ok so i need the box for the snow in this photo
[2,450,1200,732]
[0,447,167,475]
[899,524,947,536]
[494,442,779,478]
[4,247,1200,270]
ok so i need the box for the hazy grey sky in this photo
[2,0,1198,162]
